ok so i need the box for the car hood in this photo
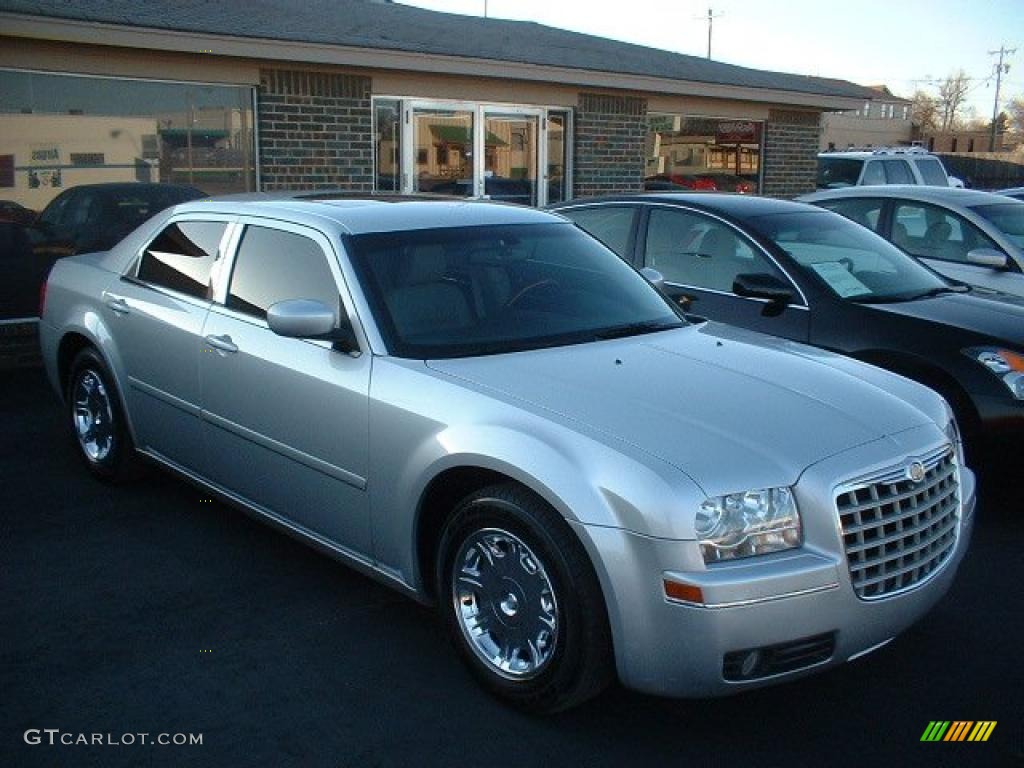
[865,290,1024,345]
[427,323,937,496]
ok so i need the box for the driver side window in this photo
[643,208,782,294]
[893,202,998,263]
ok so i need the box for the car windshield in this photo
[817,157,863,189]
[745,210,952,302]
[971,203,1024,249]
[346,222,684,359]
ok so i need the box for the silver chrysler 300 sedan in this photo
[39,197,975,712]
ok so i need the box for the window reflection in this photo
[646,115,762,194]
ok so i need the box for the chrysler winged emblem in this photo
[906,461,926,484]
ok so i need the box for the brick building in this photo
[0,0,876,217]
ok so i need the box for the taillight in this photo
[39,276,48,318]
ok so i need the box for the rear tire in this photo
[66,348,138,482]
[437,483,613,713]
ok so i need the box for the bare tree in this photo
[1008,95,1024,135]
[937,70,971,131]
[910,89,939,134]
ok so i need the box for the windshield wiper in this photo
[905,285,970,300]
[592,320,682,340]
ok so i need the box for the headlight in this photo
[964,347,1024,400]
[695,487,801,564]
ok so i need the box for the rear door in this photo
[199,219,372,555]
[107,214,232,470]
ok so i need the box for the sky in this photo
[400,0,1023,118]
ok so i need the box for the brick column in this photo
[762,109,821,198]
[258,69,373,191]
[573,93,648,198]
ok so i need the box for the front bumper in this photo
[577,430,976,698]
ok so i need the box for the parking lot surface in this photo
[2,367,1020,767]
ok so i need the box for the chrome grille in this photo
[836,448,960,600]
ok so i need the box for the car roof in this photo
[800,185,1022,208]
[551,192,815,218]
[171,196,563,235]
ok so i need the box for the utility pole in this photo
[989,45,1016,152]
[483,0,488,18]
[704,8,723,59]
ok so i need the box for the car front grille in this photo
[836,447,960,600]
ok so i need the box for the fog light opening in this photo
[739,649,762,678]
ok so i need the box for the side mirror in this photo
[267,299,360,354]
[733,272,795,305]
[966,247,1009,269]
[639,267,666,293]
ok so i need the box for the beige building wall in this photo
[821,112,913,150]
[0,113,158,209]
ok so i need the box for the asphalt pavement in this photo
[2,366,1021,767]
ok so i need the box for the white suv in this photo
[817,147,961,190]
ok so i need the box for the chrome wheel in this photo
[452,528,559,680]
[72,369,115,462]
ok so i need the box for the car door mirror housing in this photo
[639,267,666,293]
[966,247,1009,269]
[267,299,345,340]
[733,273,794,305]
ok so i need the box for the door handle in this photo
[204,334,238,355]
[103,293,130,315]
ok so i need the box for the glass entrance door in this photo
[482,111,539,206]
[396,102,566,205]
[411,107,475,196]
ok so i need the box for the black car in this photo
[30,182,206,258]
[549,193,1024,461]
[1,182,205,320]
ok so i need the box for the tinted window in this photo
[747,210,949,301]
[817,198,884,232]
[817,157,863,189]
[972,203,1024,249]
[883,159,914,184]
[644,208,784,294]
[227,226,339,319]
[862,161,886,186]
[346,223,682,359]
[138,220,226,299]
[561,206,636,257]
[913,157,949,186]
[893,202,998,263]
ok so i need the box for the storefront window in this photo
[645,115,762,194]
[0,69,256,319]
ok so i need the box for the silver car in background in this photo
[801,186,1024,297]
[40,198,975,711]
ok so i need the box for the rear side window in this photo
[861,161,886,186]
[137,220,226,299]
[883,159,914,184]
[562,206,636,258]
[226,226,339,319]
[913,157,949,186]
[817,158,863,189]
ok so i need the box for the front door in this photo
[199,220,372,555]
[482,109,541,206]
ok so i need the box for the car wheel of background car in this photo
[438,483,613,713]
[66,348,138,482]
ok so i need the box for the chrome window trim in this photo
[557,200,811,308]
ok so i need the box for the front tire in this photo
[66,348,138,482]
[438,483,612,712]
